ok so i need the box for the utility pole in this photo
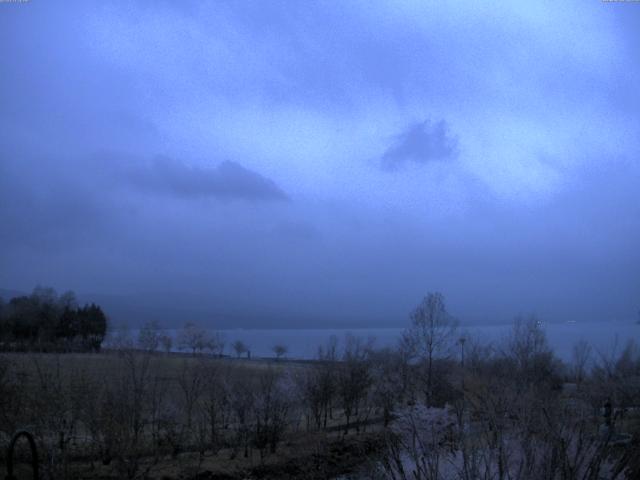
[459,336,466,410]
[456,335,468,443]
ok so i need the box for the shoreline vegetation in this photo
[0,288,638,479]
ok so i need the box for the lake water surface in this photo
[170,322,639,362]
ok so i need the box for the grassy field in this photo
[0,351,385,480]
[2,327,639,480]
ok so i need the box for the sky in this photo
[0,0,639,328]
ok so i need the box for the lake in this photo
[164,322,639,362]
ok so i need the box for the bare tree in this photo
[380,405,456,480]
[571,339,592,385]
[159,333,173,355]
[178,322,209,356]
[26,354,80,479]
[337,335,373,434]
[176,359,206,432]
[403,292,457,405]
[369,347,404,427]
[205,331,225,357]
[272,343,288,360]
[295,367,324,431]
[317,334,338,361]
[506,315,559,388]
[0,355,25,438]
[228,373,255,459]
[92,348,156,479]
[232,340,248,358]
[137,320,161,352]
[296,337,339,431]
[200,363,230,454]
[252,367,294,457]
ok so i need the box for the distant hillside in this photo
[0,288,233,329]
[0,287,399,330]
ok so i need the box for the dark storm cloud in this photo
[381,120,458,170]
[0,1,639,329]
[0,152,288,254]
[127,157,289,202]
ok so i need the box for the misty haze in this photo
[0,1,639,479]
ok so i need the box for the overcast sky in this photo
[1,1,639,327]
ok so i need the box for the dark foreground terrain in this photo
[1,316,640,479]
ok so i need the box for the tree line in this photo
[0,291,637,479]
[0,287,108,352]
